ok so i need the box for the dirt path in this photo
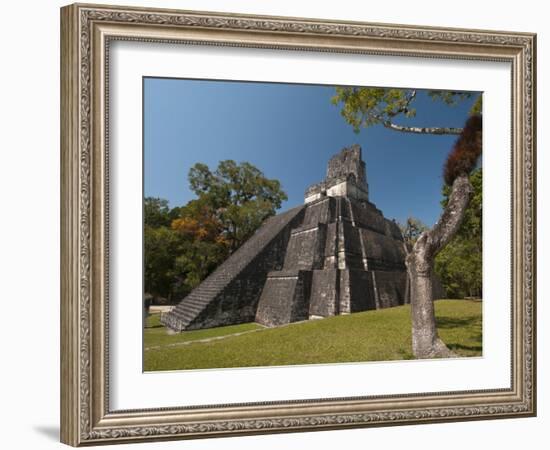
[144,318,315,351]
[144,327,265,351]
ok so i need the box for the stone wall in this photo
[162,205,306,331]
[309,268,340,317]
[372,271,408,308]
[359,228,406,271]
[184,207,307,330]
[282,223,327,270]
[344,269,377,313]
[326,144,367,189]
[256,193,410,327]
[255,270,312,327]
[163,145,424,332]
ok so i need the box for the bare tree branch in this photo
[425,174,474,257]
[401,89,417,112]
[382,121,464,135]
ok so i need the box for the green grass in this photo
[144,300,482,371]
[144,314,262,348]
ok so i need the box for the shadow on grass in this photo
[447,342,483,353]
[436,316,481,329]
[396,349,414,360]
[437,315,482,354]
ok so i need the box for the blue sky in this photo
[144,78,479,226]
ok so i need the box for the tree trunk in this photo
[407,174,473,358]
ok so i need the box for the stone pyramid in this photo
[161,145,410,332]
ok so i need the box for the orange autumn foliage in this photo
[171,206,228,248]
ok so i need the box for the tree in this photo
[331,88,476,135]
[435,238,482,298]
[400,217,429,248]
[143,161,287,304]
[333,87,482,358]
[171,196,230,290]
[435,169,482,298]
[144,197,171,228]
[144,197,184,302]
[174,240,228,289]
[406,116,482,358]
[187,160,288,251]
[144,224,182,301]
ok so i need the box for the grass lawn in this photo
[144,299,482,371]
[145,314,262,348]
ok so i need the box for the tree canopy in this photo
[331,87,478,135]
[403,169,482,300]
[332,86,482,358]
[188,160,287,251]
[144,160,287,303]
[435,168,482,298]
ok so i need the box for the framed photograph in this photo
[60,3,536,446]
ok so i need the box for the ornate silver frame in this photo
[60,3,536,446]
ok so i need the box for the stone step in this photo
[174,303,206,315]
[183,293,215,303]
[193,285,226,293]
[171,309,197,323]
[162,205,306,332]
[174,303,203,315]
[180,298,208,308]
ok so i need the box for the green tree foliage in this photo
[331,86,482,299]
[144,197,171,228]
[143,161,287,303]
[144,224,182,301]
[188,160,287,251]
[144,197,182,227]
[331,87,478,135]
[435,169,482,298]
[171,196,230,291]
[397,172,482,299]
[399,217,429,249]
[333,87,482,358]
[144,197,180,301]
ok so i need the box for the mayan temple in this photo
[161,145,411,332]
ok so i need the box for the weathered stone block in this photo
[359,228,406,271]
[371,270,408,309]
[323,222,339,269]
[283,223,326,270]
[326,144,367,190]
[309,269,340,317]
[255,270,312,327]
[305,145,370,204]
[339,220,364,269]
[345,269,378,313]
[349,199,388,235]
[303,197,335,225]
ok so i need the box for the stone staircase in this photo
[161,205,305,332]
